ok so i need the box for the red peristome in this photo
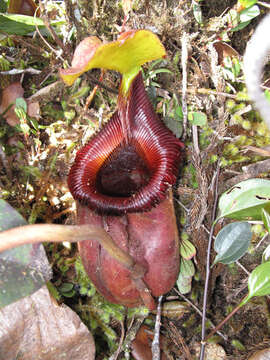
[68,72,184,215]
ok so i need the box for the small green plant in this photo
[203,178,270,344]
[142,59,172,89]
[227,1,260,32]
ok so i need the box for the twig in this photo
[110,320,125,360]
[34,8,65,62]
[12,35,44,54]
[174,198,189,213]
[258,1,270,9]
[35,25,65,61]
[0,144,12,180]
[255,232,269,250]
[199,164,220,360]
[123,317,147,356]
[0,223,156,308]
[0,68,41,75]
[236,260,250,276]
[152,295,163,360]
[204,295,247,342]
[181,33,200,155]
[169,321,193,360]
[86,74,118,94]
[0,224,144,277]
[181,32,188,140]
[243,13,270,130]
[179,87,249,100]
[84,70,105,111]
[192,124,200,158]
[175,289,227,341]
[39,0,68,59]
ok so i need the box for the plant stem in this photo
[204,301,245,343]
[0,223,157,308]
[0,224,145,278]
[199,165,220,360]
[152,295,163,360]
[199,222,216,360]
[181,32,188,140]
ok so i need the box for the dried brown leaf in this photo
[0,82,24,126]
[131,325,169,360]
[248,348,270,360]
[0,82,40,126]
[213,41,239,65]
[8,0,40,16]
[0,286,95,360]
[27,100,40,119]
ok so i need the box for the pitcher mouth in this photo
[68,72,183,215]
[96,143,151,198]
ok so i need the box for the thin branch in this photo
[179,87,249,100]
[84,70,106,111]
[0,223,156,308]
[110,320,125,360]
[168,321,193,360]
[236,260,250,276]
[181,32,188,140]
[192,124,200,158]
[175,289,227,341]
[38,0,68,59]
[86,74,118,94]
[181,33,200,154]
[0,224,144,278]
[199,164,220,360]
[174,198,189,214]
[258,1,270,9]
[152,295,163,360]
[34,7,65,62]
[204,295,247,342]
[243,13,270,130]
[123,317,147,356]
[255,232,269,250]
[35,24,65,61]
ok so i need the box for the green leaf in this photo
[59,282,74,293]
[213,222,252,265]
[262,244,270,263]
[148,68,172,78]
[231,20,251,32]
[265,89,270,104]
[181,258,195,277]
[239,5,260,22]
[262,208,270,234]
[175,105,183,120]
[188,111,207,126]
[238,0,257,7]
[240,262,270,306]
[192,0,203,24]
[70,86,90,100]
[15,97,27,112]
[176,258,195,294]
[164,116,183,138]
[231,339,246,351]
[0,199,51,308]
[147,59,165,72]
[0,13,45,35]
[217,179,270,221]
[180,238,196,260]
